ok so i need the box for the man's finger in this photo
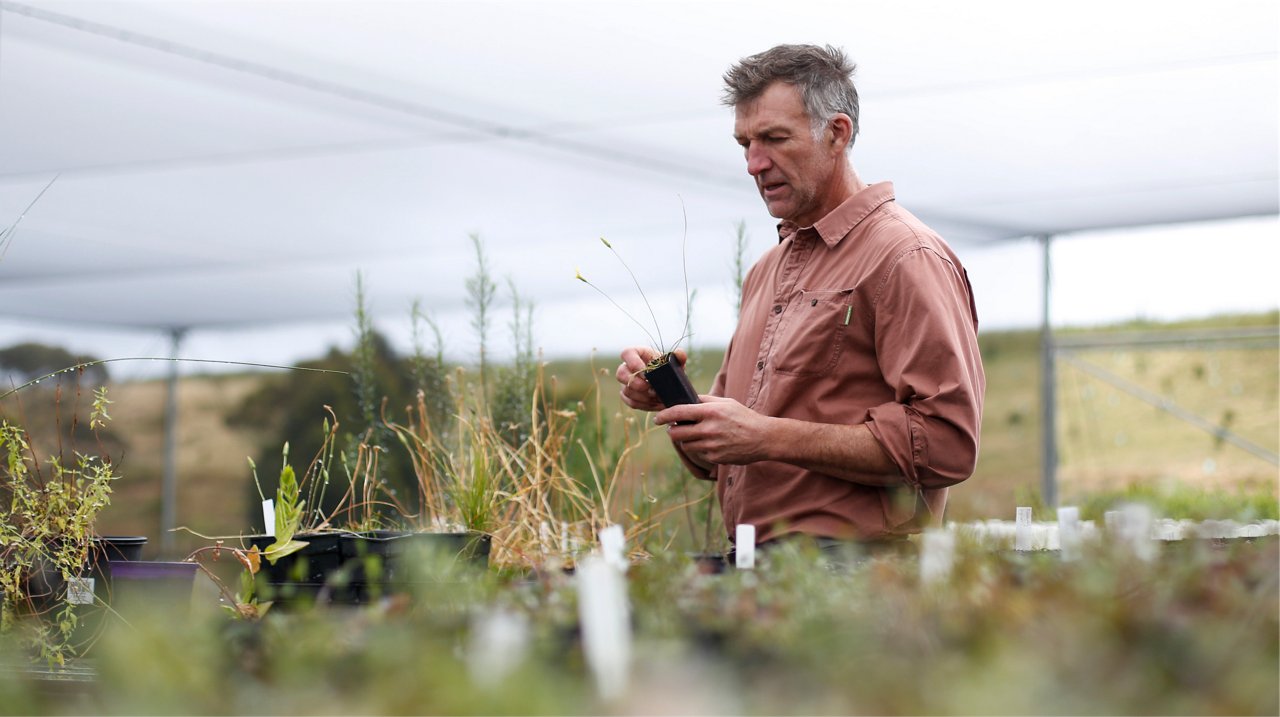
[655,403,703,426]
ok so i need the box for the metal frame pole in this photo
[159,327,186,556]
[1039,234,1057,508]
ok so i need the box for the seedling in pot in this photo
[575,229,699,409]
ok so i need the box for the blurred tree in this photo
[0,342,123,471]
[0,342,109,387]
[228,331,419,531]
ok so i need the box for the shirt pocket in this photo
[772,288,855,377]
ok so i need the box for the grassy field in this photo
[10,312,1275,558]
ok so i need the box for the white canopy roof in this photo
[1,0,1276,363]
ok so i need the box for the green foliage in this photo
[1074,482,1279,522]
[0,400,117,666]
[465,233,498,398]
[6,536,1276,714]
[491,278,537,446]
[409,300,452,432]
[257,445,308,564]
[351,271,381,443]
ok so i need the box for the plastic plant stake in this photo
[1104,510,1121,534]
[577,556,631,700]
[560,521,571,556]
[1119,503,1156,562]
[735,524,756,570]
[467,608,530,689]
[1015,506,1033,551]
[1058,506,1081,561]
[262,499,276,537]
[920,530,955,584]
[600,524,627,572]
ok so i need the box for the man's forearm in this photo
[766,417,904,487]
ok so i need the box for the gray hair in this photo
[721,44,859,148]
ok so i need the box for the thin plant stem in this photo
[575,273,661,352]
[600,236,665,351]
[678,196,693,354]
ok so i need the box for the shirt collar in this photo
[775,181,896,247]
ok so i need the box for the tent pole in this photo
[1039,234,1057,509]
[159,327,186,557]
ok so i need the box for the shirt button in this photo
[773,304,783,314]
[727,476,734,487]
[756,360,764,370]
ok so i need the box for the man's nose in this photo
[745,144,771,177]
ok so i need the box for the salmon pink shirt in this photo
[694,182,985,543]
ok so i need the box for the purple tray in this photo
[109,560,198,582]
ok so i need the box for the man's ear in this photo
[828,113,853,152]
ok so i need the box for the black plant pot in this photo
[689,552,728,575]
[21,536,144,612]
[245,532,347,584]
[244,532,353,606]
[643,353,700,409]
[93,535,147,562]
[339,531,492,602]
[16,536,149,655]
[244,531,491,606]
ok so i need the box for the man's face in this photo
[733,82,840,227]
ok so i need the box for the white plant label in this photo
[67,577,95,605]
[1015,506,1033,551]
[735,524,756,570]
[1058,506,1081,561]
[577,556,631,700]
[1104,510,1121,534]
[1119,503,1156,562]
[599,524,626,572]
[467,608,530,688]
[262,498,276,537]
[920,530,955,584]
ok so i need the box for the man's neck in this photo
[796,164,865,228]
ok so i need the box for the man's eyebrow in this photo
[734,124,790,142]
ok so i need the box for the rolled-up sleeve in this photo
[864,246,985,490]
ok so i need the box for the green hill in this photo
[7,313,1275,558]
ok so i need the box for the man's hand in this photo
[655,395,772,466]
[616,347,688,412]
[657,396,903,484]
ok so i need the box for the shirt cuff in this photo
[865,402,926,489]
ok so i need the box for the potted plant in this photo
[235,440,346,606]
[228,411,495,607]
[0,388,120,665]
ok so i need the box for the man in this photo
[617,44,985,549]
